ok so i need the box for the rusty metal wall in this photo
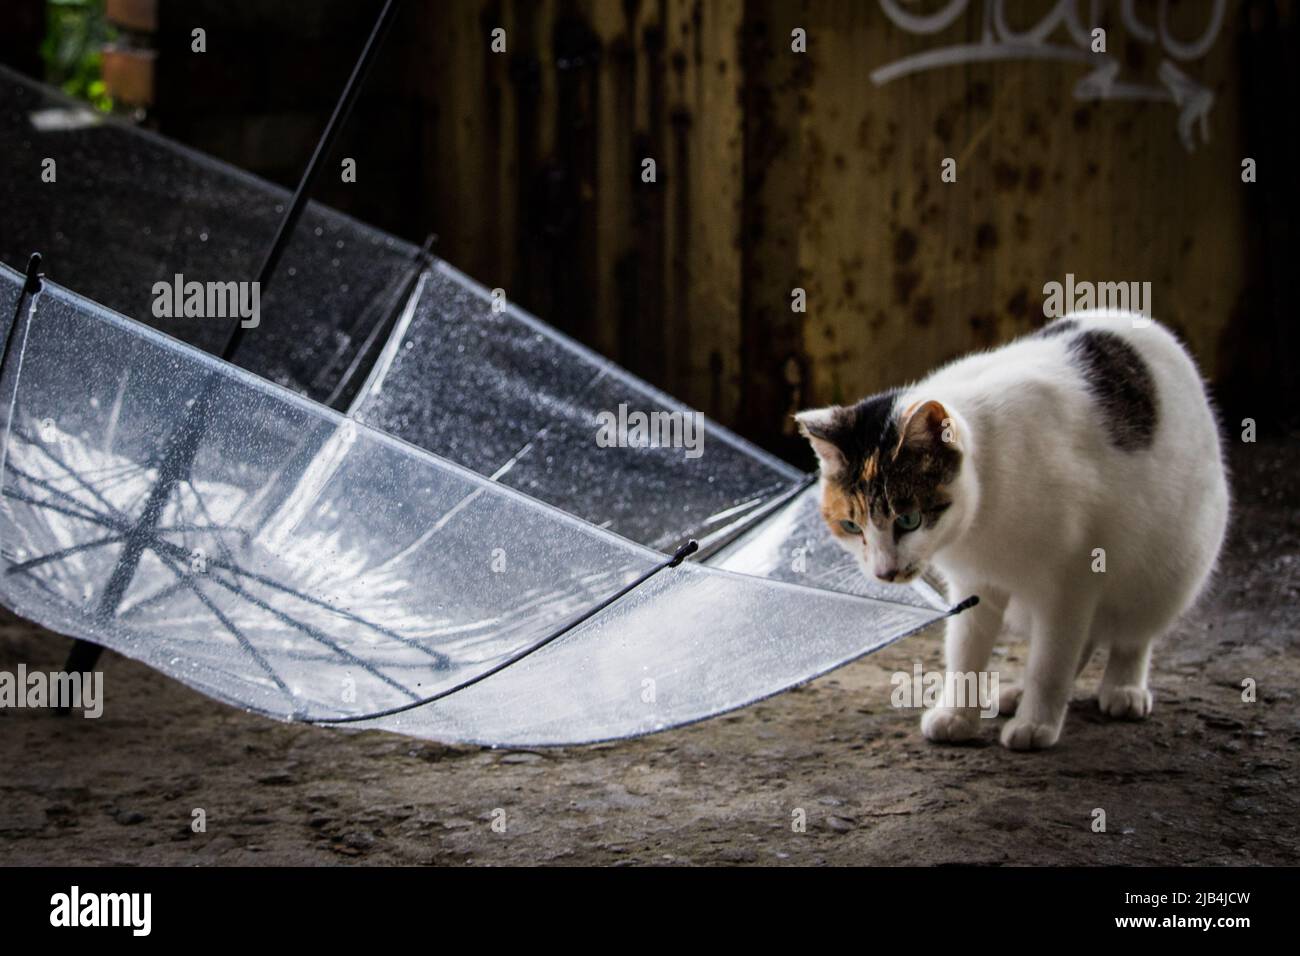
[386,0,1284,461]
[394,0,752,429]
[132,2,1297,457]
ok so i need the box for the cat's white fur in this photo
[808,311,1229,750]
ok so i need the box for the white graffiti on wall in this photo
[872,0,1224,151]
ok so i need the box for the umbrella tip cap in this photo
[669,539,699,567]
[23,253,43,294]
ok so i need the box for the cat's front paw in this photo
[1098,685,1153,720]
[1000,717,1060,751]
[998,682,1022,716]
[921,706,980,743]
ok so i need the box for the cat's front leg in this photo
[1002,593,1095,751]
[921,591,1002,743]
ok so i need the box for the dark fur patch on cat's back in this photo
[1035,317,1079,339]
[1069,329,1158,450]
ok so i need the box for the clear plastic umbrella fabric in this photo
[0,67,956,746]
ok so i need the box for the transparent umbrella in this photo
[0,18,970,746]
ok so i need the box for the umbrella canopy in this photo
[0,67,964,746]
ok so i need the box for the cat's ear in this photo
[900,399,959,451]
[795,407,848,478]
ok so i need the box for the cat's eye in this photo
[839,519,862,535]
[895,511,921,532]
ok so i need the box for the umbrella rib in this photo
[113,529,452,671]
[12,567,63,601]
[151,549,303,715]
[90,463,153,498]
[216,0,402,361]
[155,536,453,667]
[4,534,126,574]
[180,478,244,568]
[688,472,818,561]
[127,532,429,699]
[117,519,250,617]
[192,566,423,703]
[214,559,453,669]
[114,577,197,619]
[11,426,127,519]
[155,523,249,538]
[53,461,139,482]
[4,463,121,527]
[1,486,123,532]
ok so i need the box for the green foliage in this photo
[41,0,117,112]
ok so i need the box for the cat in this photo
[795,311,1229,750]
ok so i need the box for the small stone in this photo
[1201,715,1244,731]
[342,830,374,850]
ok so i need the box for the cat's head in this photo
[795,394,970,584]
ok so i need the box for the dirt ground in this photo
[1,437,1296,866]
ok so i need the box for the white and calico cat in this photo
[796,311,1229,750]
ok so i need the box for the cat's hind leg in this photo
[1098,640,1154,719]
[999,644,1094,715]
[1093,600,1169,719]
